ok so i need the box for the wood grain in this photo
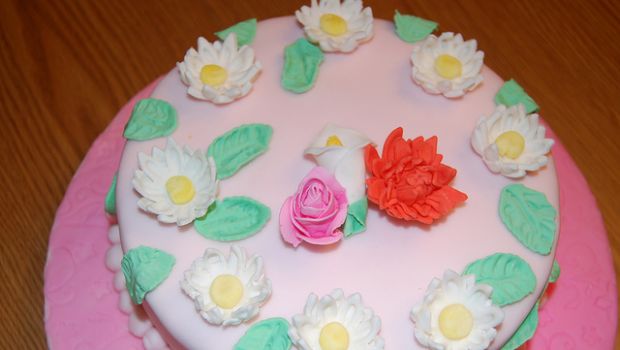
[0,0,618,348]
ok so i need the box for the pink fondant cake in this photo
[42,4,618,350]
[115,15,557,350]
[44,79,618,350]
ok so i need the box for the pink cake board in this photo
[44,80,617,350]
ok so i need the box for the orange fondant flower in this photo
[365,127,467,224]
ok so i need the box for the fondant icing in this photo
[114,18,559,349]
[42,70,618,350]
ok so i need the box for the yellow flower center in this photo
[434,54,463,80]
[200,64,228,87]
[495,130,526,159]
[165,175,195,205]
[209,274,244,309]
[319,322,350,350]
[325,135,344,147]
[320,14,348,36]
[438,304,474,340]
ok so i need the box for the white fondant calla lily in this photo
[181,246,271,326]
[411,270,503,350]
[304,124,372,203]
[177,34,261,104]
[132,138,218,226]
[290,289,384,350]
[411,32,484,98]
[296,0,374,53]
[471,104,554,178]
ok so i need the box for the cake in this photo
[106,2,560,349]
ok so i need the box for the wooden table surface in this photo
[0,0,618,348]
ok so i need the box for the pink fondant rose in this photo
[279,167,349,247]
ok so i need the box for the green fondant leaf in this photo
[121,246,175,305]
[549,260,561,283]
[216,18,258,47]
[501,302,539,350]
[123,98,178,141]
[344,197,368,237]
[207,124,273,179]
[105,173,118,215]
[463,253,536,306]
[234,318,292,350]
[281,38,325,94]
[194,196,271,241]
[495,79,539,114]
[499,184,557,255]
[393,10,438,43]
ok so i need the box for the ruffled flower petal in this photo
[365,128,467,224]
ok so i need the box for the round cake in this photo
[112,7,559,350]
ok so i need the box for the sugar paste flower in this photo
[365,127,467,224]
[177,34,261,104]
[304,124,371,204]
[411,32,484,98]
[290,289,384,350]
[180,245,271,326]
[296,0,373,53]
[280,167,348,247]
[133,138,218,226]
[471,104,554,178]
[411,270,503,350]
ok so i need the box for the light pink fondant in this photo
[113,17,555,349]
[280,166,348,247]
[43,17,617,350]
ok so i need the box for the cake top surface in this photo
[116,15,558,350]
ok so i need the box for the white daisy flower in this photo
[132,138,218,226]
[471,104,554,178]
[177,34,261,104]
[290,289,384,350]
[296,0,373,53]
[181,246,271,326]
[411,270,503,350]
[411,32,484,98]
